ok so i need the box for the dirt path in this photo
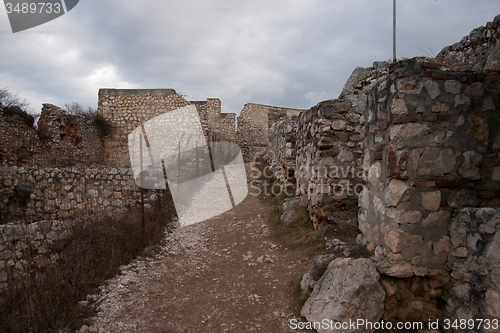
[89,193,320,333]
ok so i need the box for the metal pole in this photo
[196,136,198,179]
[140,134,145,241]
[393,0,397,63]
[178,139,181,194]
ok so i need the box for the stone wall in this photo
[293,99,364,228]
[360,59,500,278]
[191,98,237,143]
[0,166,152,224]
[237,103,303,161]
[356,59,500,325]
[445,207,500,327]
[1,103,105,167]
[436,14,500,73]
[0,219,73,289]
[266,62,389,228]
[98,89,190,167]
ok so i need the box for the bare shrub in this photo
[0,190,176,332]
[64,102,113,136]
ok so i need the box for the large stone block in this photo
[383,225,423,254]
[386,143,408,179]
[459,151,483,180]
[388,208,422,224]
[444,80,462,94]
[301,258,385,333]
[391,98,408,115]
[385,179,410,207]
[390,123,430,143]
[448,189,479,208]
[421,190,442,212]
[466,114,489,146]
[422,210,451,227]
[417,148,456,177]
[425,80,441,99]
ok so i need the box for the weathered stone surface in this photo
[466,114,489,146]
[300,273,316,294]
[367,163,382,186]
[448,189,479,208]
[484,290,500,318]
[383,225,422,254]
[337,149,354,163]
[492,166,500,182]
[422,211,451,227]
[281,210,299,223]
[331,120,346,131]
[432,102,449,113]
[280,197,301,213]
[385,179,410,207]
[454,95,471,111]
[444,80,462,94]
[459,151,483,180]
[481,96,497,112]
[463,82,484,97]
[391,98,408,115]
[386,143,408,179]
[388,208,422,224]
[417,148,456,177]
[421,190,442,212]
[379,262,414,278]
[398,79,422,94]
[390,123,430,142]
[424,80,440,99]
[484,43,500,73]
[301,258,385,333]
[309,254,335,281]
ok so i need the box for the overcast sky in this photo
[0,0,499,117]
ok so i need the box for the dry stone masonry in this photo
[0,13,499,328]
[0,89,239,288]
[264,14,500,329]
[98,89,190,167]
[237,103,303,161]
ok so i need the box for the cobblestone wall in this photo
[0,219,73,289]
[360,59,500,277]
[0,166,152,224]
[237,103,303,161]
[266,62,389,228]
[191,98,236,143]
[357,59,500,324]
[98,89,190,167]
[1,103,105,167]
[445,207,500,327]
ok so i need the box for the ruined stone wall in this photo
[1,104,105,167]
[437,14,500,73]
[0,165,151,224]
[98,89,190,167]
[219,113,236,143]
[267,113,300,193]
[237,103,303,161]
[191,98,236,143]
[357,59,500,323]
[266,62,389,228]
[445,207,500,326]
[293,100,365,228]
[360,59,500,277]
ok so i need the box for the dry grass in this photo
[0,190,176,333]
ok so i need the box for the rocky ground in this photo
[84,193,324,333]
